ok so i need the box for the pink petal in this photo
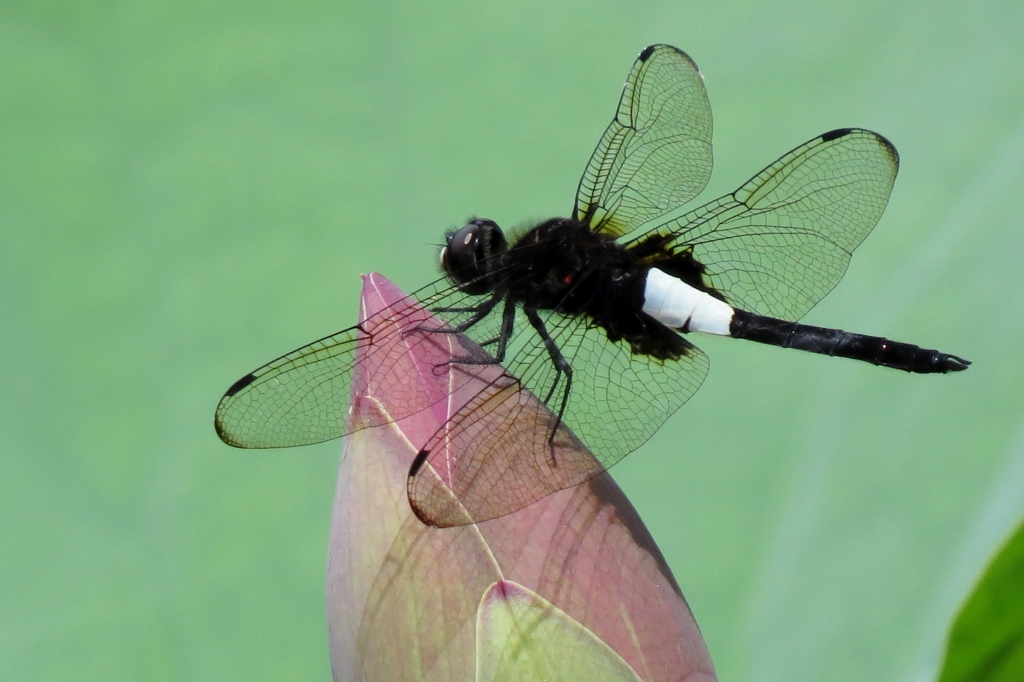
[328,273,716,682]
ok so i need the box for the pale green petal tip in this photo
[475,580,642,682]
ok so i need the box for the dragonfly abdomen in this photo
[729,311,971,373]
[639,267,969,373]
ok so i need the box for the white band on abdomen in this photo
[641,267,735,336]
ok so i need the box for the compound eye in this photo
[441,219,508,294]
[444,223,483,279]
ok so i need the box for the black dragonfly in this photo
[215,45,970,527]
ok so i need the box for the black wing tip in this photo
[638,45,657,61]
[225,372,257,397]
[638,44,696,69]
[820,128,900,168]
[409,449,430,477]
[216,372,258,446]
[407,449,443,527]
[820,127,855,142]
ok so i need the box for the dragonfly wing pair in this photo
[216,44,902,526]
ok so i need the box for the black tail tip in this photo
[942,354,971,372]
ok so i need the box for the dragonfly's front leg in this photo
[423,292,502,335]
[438,298,517,367]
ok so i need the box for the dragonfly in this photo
[215,44,970,527]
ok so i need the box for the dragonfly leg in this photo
[524,308,573,448]
[421,292,502,335]
[438,298,517,367]
[473,299,516,362]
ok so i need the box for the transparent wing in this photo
[409,306,709,526]
[633,128,899,319]
[214,277,519,449]
[574,44,713,237]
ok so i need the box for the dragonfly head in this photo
[441,218,509,295]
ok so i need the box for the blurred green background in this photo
[3,1,1022,680]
